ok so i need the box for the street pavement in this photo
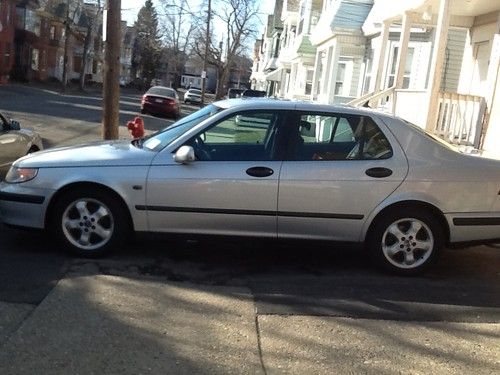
[0,84,499,374]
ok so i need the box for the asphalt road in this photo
[0,83,499,324]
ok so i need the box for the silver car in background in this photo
[0,100,499,275]
[0,112,43,176]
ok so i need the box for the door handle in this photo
[246,166,274,178]
[365,167,393,178]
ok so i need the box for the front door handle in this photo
[365,167,393,178]
[246,166,274,178]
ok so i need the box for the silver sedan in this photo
[0,113,43,176]
[0,100,499,275]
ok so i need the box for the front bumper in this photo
[0,183,55,229]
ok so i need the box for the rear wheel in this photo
[367,208,444,275]
[51,188,130,257]
[27,146,39,155]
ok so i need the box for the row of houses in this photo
[251,0,500,156]
[0,0,135,86]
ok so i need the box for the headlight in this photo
[5,167,38,183]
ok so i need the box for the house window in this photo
[31,49,39,71]
[4,43,11,66]
[25,9,41,36]
[363,48,374,94]
[298,2,305,35]
[6,3,11,24]
[305,69,314,95]
[335,63,346,95]
[50,25,56,40]
[73,56,82,73]
[387,46,414,89]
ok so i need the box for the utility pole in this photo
[201,0,211,105]
[102,0,121,140]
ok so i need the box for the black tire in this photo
[27,146,39,154]
[367,208,444,275]
[50,188,131,257]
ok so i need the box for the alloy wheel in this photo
[61,198,114,251]
[381,218,434,269]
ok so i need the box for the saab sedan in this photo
[0,100,499,275]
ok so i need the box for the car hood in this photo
[15,140,157,168]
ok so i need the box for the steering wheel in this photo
[193,136,211,161]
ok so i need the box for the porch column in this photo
[394,12,412,89]
[311,49,321,101]
[425,0,451,131]
[373,20,391,92]
[326,42,340,104]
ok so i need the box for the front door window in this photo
[187,111,281,161]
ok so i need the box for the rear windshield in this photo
[189,89,202,95]
[147,87,176,98]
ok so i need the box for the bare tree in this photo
[62,0,83,91]
[79,0,102,91]
[158,0,196,88]
[193,0,259,98]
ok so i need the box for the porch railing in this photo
[435,92,486,148]
[347,86,395,110]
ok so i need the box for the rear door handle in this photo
[365,167,393,178]
[246,166,274,178]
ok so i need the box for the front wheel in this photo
[367,209,444,275]
[51,188,130,257]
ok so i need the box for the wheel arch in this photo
[45,181,134,231]
[363,200,450,245]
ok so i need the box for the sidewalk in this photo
[0,274,499,374]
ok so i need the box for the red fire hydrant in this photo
[127,116,145,139]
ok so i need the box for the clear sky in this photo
[121,0,276,29]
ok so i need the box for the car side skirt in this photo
[446,213,500,243]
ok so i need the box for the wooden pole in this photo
[102,0,121,140]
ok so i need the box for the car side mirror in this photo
[9,120,21,130]
[174,145,195,164]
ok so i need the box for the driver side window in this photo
[189,111,280,161]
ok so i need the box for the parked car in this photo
[0,113,42,177]
[227,88,245,98]
[241,89,266,98]
[1,100,499,275]
[184,89,202,104]
[141,86,180,118]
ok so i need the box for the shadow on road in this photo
[2,223,499,322]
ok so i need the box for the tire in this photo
[367,208,444,275]
[27,146,39,154]
[50,188,131,257]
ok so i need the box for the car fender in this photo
[39,166,150,232]
[359,190,444,242]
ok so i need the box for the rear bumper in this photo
[142,102,178,114]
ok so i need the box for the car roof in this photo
[148,86,175,91]
[213,98,392,118]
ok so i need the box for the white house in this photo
[352,0,500,155]
[309,0,374,104]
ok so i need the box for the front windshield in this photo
[142,104,222,151]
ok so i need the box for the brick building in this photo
[0,0,17,83]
